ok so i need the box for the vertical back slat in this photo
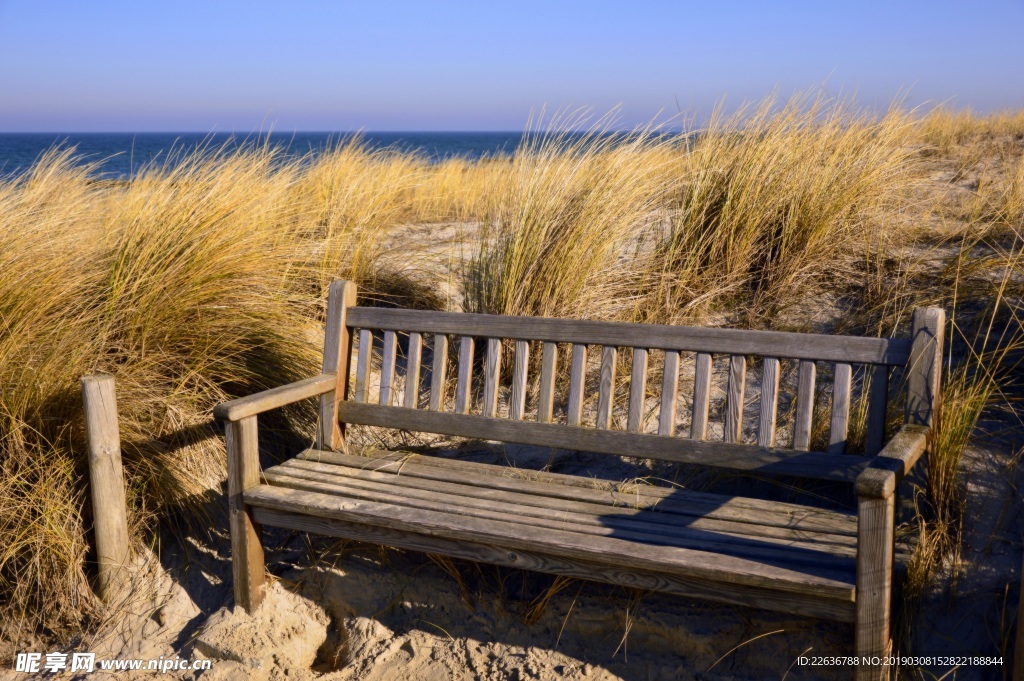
[483,338,502,417]
[428,334,449,411]
[318,280,358,450]
[627,348,649,432]
[758,357,780,448]
[379,330,398,406]
[455,336,474,414]
[403,332,423,409]
[353,328,372,403]
[658,350,680,436]
[567,343,588,427]
[596,346,617,429]
[537,342,558,423]
[792,360,816,451]
[829,362,853,454]
[725,355,747,444]
[510,340,530,420]
[864,364,890,456]
[690,352,712,440]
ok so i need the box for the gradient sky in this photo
[1,0,1022,132]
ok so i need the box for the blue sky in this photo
[1,0,1022,132]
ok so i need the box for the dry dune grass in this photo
[0,97,1022,658]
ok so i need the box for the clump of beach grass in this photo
[462,111,682,321]
[641,93,922,327]
[0,139,438,652]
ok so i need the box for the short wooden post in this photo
[81,375,130,602]
[317,280,358,451]
[855,492,895,681]
[227,415,265,612]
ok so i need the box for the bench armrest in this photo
[855,424,930,499]
[213,374,338,422]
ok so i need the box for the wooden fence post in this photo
[81,374,130,602]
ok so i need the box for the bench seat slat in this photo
[262,467,860,572]
[347,307,910,365]
[251,506,856,621]
[270,458,868,555]
[245,483,856,601]
[337,402,867,481]
[298,448,859,534]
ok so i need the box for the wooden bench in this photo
[214,280,944,681]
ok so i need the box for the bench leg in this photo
[855,494,895,681]
[227,415,265,612]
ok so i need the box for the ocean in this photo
[0,132,530,179]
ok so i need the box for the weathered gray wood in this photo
[455,336,474,414]
[337,402,868,482]
[690,352,712,440]
[758,357,781,448]
[263,468,860,567]
[318,280,357,450]
[353,329,372,403]
[81,375,130,602]
[658,351,680,436]
[855,425,929,499]
[429,334,449,412]
[379,330,398,407]
[300,448,860,535]
[510,340,530,420]
[596,346,617,429]
[537,342,558,423]
[855,493,895,680]
[274,458,864,548]
[226,415,265,612]
[829,363,852,455]
[483,338,502,417]
[905,307,945,427]
[214,374,336,422]
[276,458,859,544]
[404,332,423,409]
[725,355,747,444]
[347,307,911,365]
[864,364,890,456]
[567,343,588,427]
[627,348,649,432]
[245,484,855,600]
[792,360,816,451]
[251,506,856,622]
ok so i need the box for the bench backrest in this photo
[319,281,944,484]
